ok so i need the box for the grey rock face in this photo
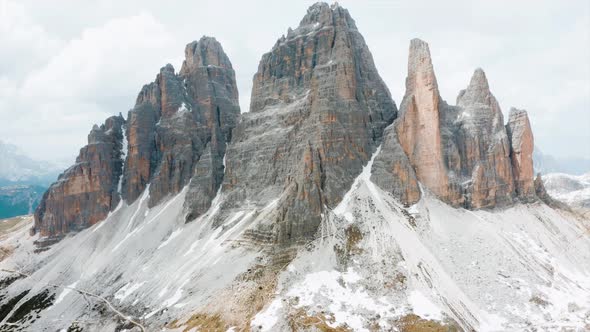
[222,2,396,244]
[449,69,515,208]
[391,39,539,208]
[395,39,463,206]
[534,173,570,210]
[34,37,240,238]
[371,124,420,205]
[180,37,240,220]
[122,36,240,218]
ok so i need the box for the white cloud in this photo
[1,9,179,162]
[0,0,61,79]
[22,12,176,102]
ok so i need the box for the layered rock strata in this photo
[506,107,536,200]
[380,39,537,209]
[394,39,464,206]
[123,37,240,213]
[33,4,546,243]
[451,69,515,208]
[222,2,396,244]
[34,36,240,237]
[33,115,125,237]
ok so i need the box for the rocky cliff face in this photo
[451,68,515,208]
[123,36,240,214]
[33,115,125,237]
[394,39,463,206]
[33,4,546,243]
[387,39,539,208]
[11,4,586,332]
[222,2,396,244]
[506,107,536,200]
[34,36,240,237]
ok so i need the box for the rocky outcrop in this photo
[371,125,420,205]
[121,36,240,216]
[222,2,396,244]
[395,39,463,206]
[534,173,570,210]
[506,108,536,200]
[32,4,550,243]
[180,37,240,220]
[33,115,125,237]
[34,36,240,237]
[452,69,514,208]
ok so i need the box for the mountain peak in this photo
[298,1,355,31]
[181,36,232,73]
[456,68,493,107]
[405,38,438,96]
[507,107,536,200]
[469,67,489,90]
[160,63,175,74]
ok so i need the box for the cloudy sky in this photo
[1,0,588,165]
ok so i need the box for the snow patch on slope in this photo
[543,172,590,208]
[252,147,590,331]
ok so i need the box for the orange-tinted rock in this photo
[34,37,240,239]
[33,115,125,237]
[395,39,463,206]
[506,108,536,200]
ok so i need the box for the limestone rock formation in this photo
[222,2,396,244]
[121,36,240,216]
[395,39,463,206]
[371,124,420,205]
[34,36,240,237]
[32,7,550,243]
[506,107,536,200]
[534,173,570,210]
[452,69,515,208]
[391,39,539,208]
[33,115,125,237]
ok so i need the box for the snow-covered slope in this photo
[1,152,589,331]
[543,173,590,210]
[253,150,590,331]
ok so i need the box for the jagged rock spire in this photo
[395,38,462,205]
[403,38,439,100]
[451,68,515,208]
[457,68,491,106]
[388,40,538,209]
[507,107,536,200]
[224,2,396,244]
[33,115,125,237]
[34,36,240,238]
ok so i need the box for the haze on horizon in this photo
[1,0,588,165]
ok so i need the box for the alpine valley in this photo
[0,3,589,332]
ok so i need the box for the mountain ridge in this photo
[1,2,588,332]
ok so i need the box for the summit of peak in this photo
[298,1,355,30]
[469,67,490,91]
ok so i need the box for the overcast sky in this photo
[1,0,588,165]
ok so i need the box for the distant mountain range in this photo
[0,140,61,186]
[534,147,590,175]
[0,140,61,218]
[0,184,46,219]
